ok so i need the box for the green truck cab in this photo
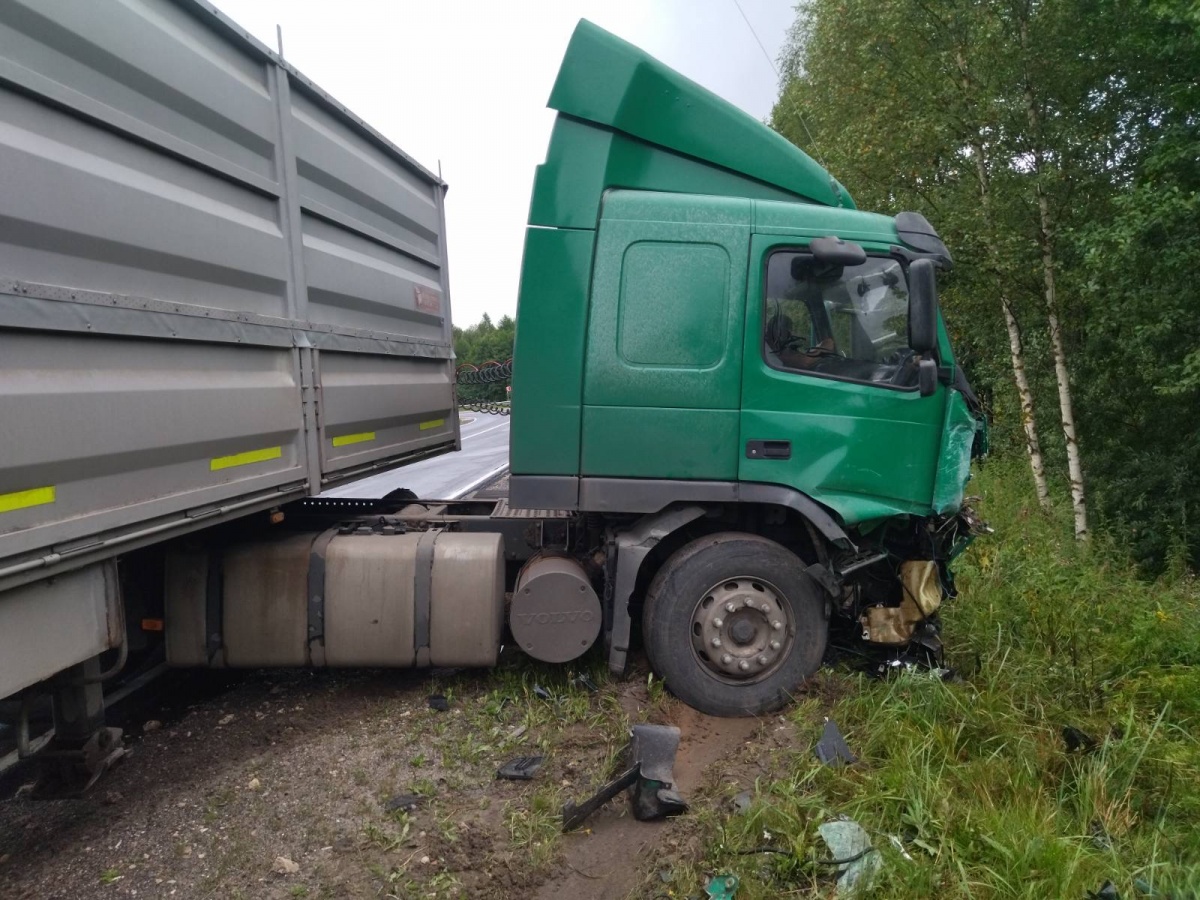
[510,21,985,714]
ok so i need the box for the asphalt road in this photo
[321,414,510,500]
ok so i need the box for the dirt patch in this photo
[0,660,809,899]
[534,699,761,900]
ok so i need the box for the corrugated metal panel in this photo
[0,331,306,558]
[0,0,457,577]
[320,352,456,472]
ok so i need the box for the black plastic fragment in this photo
[384,793,421,813]
[427,694,450,712]
[1063,725,1098,753]
[497,755,545,781]
[1086,881,1120,900]
[533,684,552,701]
[815,719,857,767]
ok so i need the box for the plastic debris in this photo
[562,724,687,831]
[732,790,753,815]
[497,755,544,781]
[533,684,553,701]
[1087,882,1120,900]
[573,673,599,693]
[814,719,857,767]
[384,793,421,813]
[817,820,881,895]
[887,834,914,861]
[704,874,739,899]
[1063,725,1098,753]
[427,694,450,712]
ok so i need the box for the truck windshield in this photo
[763,252,918,389]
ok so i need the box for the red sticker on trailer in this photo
[414,286,441,314]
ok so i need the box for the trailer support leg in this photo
[32,656,124,798]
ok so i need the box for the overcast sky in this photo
[213,0,799,326]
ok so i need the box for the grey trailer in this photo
[0,0,458,786]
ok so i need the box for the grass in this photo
[684,458,1200,898]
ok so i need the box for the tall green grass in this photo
[704,459,1200,898]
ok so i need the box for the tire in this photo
[642,532,826,717]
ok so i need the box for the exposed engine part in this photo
[859,559,942,645]
[510,555,601,663]
[164,531,505,669]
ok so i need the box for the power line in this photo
[730,0,825,168]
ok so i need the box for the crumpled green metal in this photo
[932,389,978,515]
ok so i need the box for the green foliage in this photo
[774,0,1200,568]
[452,313,514,403]
[694,461,1200,898]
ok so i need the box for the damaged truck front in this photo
[507,20,989,713]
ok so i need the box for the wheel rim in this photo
[689,577,796,684]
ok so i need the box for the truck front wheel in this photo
[642,532,826,717]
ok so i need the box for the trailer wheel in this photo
[642,532,826,717]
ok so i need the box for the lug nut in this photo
[711,637,722,648]
[725,602,737,613]
[770,640,781,651]
[721,654,733,665]
[712,617,723,628]
[771,620,783,631]
[738,660,750,671]
[758,655,769,666]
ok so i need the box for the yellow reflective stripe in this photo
[419,418,446,431]
[210,446,282,471]
[0,485,55,514]
[332,431,375,448]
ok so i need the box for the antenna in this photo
[276,24,284,59]
[730,0,825,167]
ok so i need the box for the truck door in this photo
[580,192,751,481]
[739,235,949,525]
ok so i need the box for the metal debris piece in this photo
[561,724,687,831]
[815,719,857,767]
[427,694,450,712]
[817,820,881,894]
[1087,882,1120,900]
[573,673,599,693]
[497,755,544,781]
[1063,725,1098,753]
[384,793,421,813]
[705,874,739,899]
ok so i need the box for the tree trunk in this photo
[1001,297,1052,507]
[1018,20,1089,538]
[955,45,1052,508]
[1034,187,1088,537]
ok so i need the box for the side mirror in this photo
[918,358,938,397]
[908,258,939,355]
[808,236,867,268]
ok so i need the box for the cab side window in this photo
[762,251,918,388]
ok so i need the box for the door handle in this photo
[746,440,791,460]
